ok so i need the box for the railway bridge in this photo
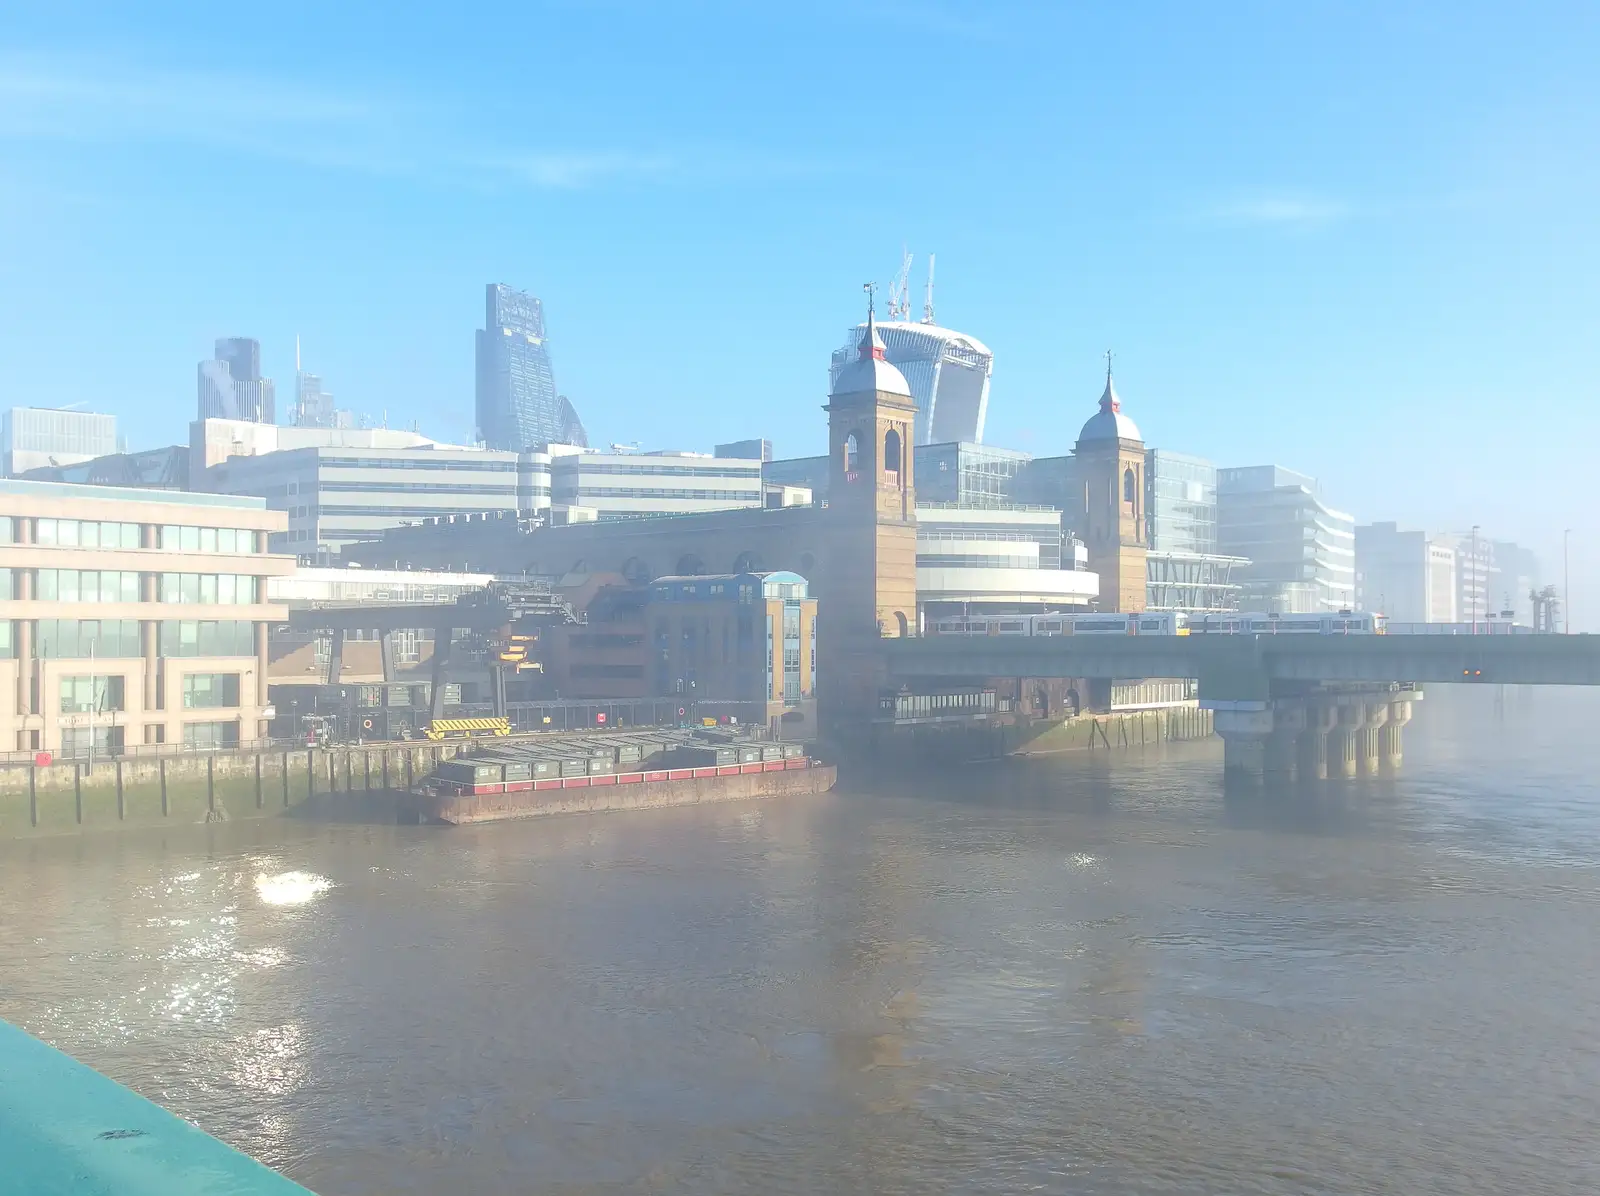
[881,633,1600,779]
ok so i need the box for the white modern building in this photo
[1355,522,1457,622]
[829,321,993,445]
[1218,466,1356,613]
[545,446,764,521]
[2,407,118,477]
[915,505,1096,614]
[205,444,526,559]
[267,567,494,606]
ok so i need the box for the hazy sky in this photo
[1,2,1597,619]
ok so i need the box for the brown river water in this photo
[3,686,1600,1194]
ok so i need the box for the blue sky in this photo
[2,2,1597,617]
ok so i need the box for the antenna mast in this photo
[922,253,936,324]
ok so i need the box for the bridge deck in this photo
[885,634,1600,690]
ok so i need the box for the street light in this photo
[1470,525,1480,635]
[1565,528,1573,634]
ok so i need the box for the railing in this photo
[0,1018,314,1194]
[0,737,307,767]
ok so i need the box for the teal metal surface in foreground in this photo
[0,1019,314,1195]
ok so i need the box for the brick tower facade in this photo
[1074,359,1147,612]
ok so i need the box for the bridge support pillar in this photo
[1296,728,1328,780]
[1330,704,1368,778]
[1380,699,1413,770]
[1263,704,1304,783]
[1356,703,1388,776]
[1214,707,1272,778]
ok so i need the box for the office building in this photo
[1218,466,1355,613]
[548,447,764,521]
[1143,449,1246,613]
[716,439,772,463]
[198,337,276,424]
[1429,533,1539,625]
[1355,523,1457,622]
[0,480,291,753]
[647,570,818,732]
[475,283,587,451]
[766,441,1031,509]
[1,407,119,477]
[205,443,526,559]
[915,506,1094,614]
[828,320,993,444]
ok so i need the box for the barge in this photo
[411,732,836,825]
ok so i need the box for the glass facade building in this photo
[1,407,119,477]
[828,321,993,445]
[197,337,275,424]
[1145,450,1217,555]
[1217,466,1356,613]
[915,442,1032,508]
[475,284,587,451]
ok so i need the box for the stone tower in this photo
[1074,357,1147,612]
[819,303,919,732]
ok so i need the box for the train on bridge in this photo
[926,611,1388,638]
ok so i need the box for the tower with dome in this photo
[1074,354,1148,612]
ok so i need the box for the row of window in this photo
[25,570,260,604]
[158,574,258,605]
[560,463,763,478]
[37,570,141,603]
[553,487,763,501]
[0,619,257,660]
[315,481,517,496]
[55,674,242,715]
[316,456,519,472]
[18,521,258,553]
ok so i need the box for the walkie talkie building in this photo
[828,320,993,445]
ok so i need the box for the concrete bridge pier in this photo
[1380,699,1414,770]
[1263,705,1305,782]
[1356,703,1389,776]
[1215,707,1272,778]
[1295,705,1337,781]
[1329,704,1368,779]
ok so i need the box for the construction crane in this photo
[922,253,936,324]
[887,248,913,321]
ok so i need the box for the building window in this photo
[843,432,859,475]
[182,721,240,749]
[37,620,141,659]
[393,629,420,664]
[35,519,141,549]
[1123,467,1136,505]
[59,675,125,714]
[158,526,257,553]
[182,673,241,710]
[36,570,141,603]
[159,574,256,604]
[884,427,902,476]
[158,620,256,658]
[61,726,124,756]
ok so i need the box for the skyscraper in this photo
[828,320,992,445]
[197,337,275,423]
[475,283,587,450]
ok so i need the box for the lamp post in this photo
[1565,528,1573,633]
[1470,525,1480,635]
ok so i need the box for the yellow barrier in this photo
[424,717,512,740]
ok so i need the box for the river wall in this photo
[857,705,1214,763]
[1012,705,1214,755]
[0,742,473,840]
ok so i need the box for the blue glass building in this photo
[474,284,587,451]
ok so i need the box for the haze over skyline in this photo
[1,1,1595,619]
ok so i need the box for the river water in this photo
[4,688,1600,1195]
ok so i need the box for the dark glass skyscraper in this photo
[197,336,275,423]
[475,284,587,450]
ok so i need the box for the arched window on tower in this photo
[1123,467,1136,506]
[883,427,902,484]
[843,432,859,477]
